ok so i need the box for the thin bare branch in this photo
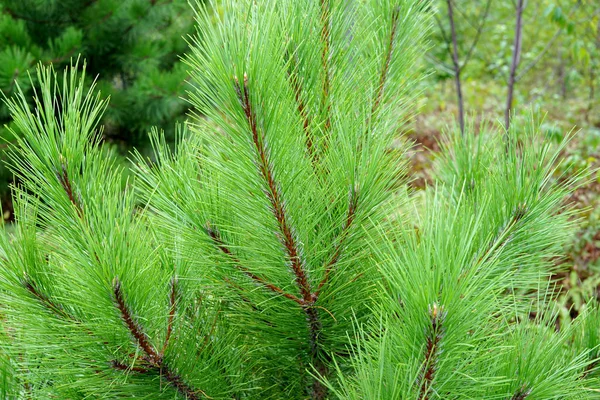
[505,0,526,130]
[461,0,492,69]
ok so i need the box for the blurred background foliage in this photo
[0,0,197,212]
[414,0,600,326]
[0,0,599,323]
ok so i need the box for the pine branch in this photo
[510,385,531,400]
[315,7,401,296]
[287,61,317,166]
[418,303,446,399]
[161,276,177,357]
[233,74,314,305]
[316,186,358,295]
[23,278,75,321]
[113,278,160,365]
[234,73,328,399]
[319,0,332,134]
[372,6,400,117]
[206,223,304,306]
[110,360,149,373]
[112,278,205,400]
[478,203,528,264]
[56,157,83,218]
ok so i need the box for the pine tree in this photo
[0,0,598,399]
[0,0,195,202]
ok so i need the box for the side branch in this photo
[161,276,177,356]
[23,278,76,321]
[112,278,203,400]
[510,385,532,400]
[234,72,327,399]
[372,6,400,117]
[56,159,83,218]
[205,223,304,306]
[418,303,446,399]
[113,278,159,364]
[319,0,332,133]
[288,65,317,165]
[316,187,358,295]
[233,74,314,304]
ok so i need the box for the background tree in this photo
[0,0,196,207]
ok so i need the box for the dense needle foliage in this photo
[0,1,598,399]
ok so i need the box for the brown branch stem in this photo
[113,278,203,400]
[206,223,304,306]
[319,0,332,134]
[316,187,358,295]
[234,73,327,399]
[56,159,83,218]
[418,303,446,399]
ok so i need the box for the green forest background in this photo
[0,0,599,323]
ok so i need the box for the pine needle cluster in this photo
[0,1,598,399]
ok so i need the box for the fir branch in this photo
[112,278,205,400]
[316,186,358,295]
[206,223,304,306]
[233,74,314,305]
[418,303,446,399]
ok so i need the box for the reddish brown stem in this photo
[112,278,204,400]
[113,278,159,364]
[319,0,332,134]
[23,279,75,321]
[316,187,358,295]
[161,276,177,356]
[510,385,531,400]
[372,7,400,118]
[234,74,314,305]
[234,74,327,399]
[56,160,83,218]
[111,360,149,373]
[288,66,317,165]
[418,304,446,399]
[206,223,304,306]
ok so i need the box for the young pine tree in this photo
[0,0,597,399]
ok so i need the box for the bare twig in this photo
[505,0,526,130]
[445,0,465,134]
